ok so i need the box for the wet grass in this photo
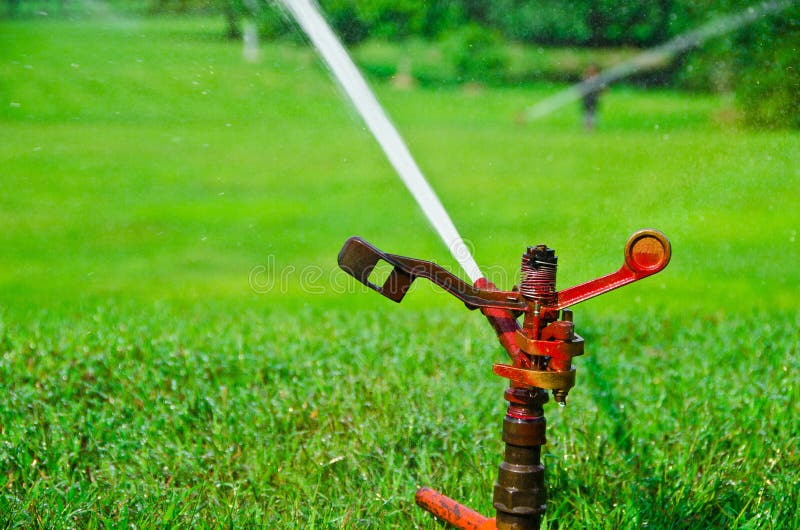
[1,13,799,529]
[1,305,797,528]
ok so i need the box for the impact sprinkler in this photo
[338,229,671,530]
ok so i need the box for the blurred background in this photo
[1,0,798,314]
[1,1,799,528]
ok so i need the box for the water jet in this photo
[280,1,675,527]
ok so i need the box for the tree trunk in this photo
[223,1,242,40]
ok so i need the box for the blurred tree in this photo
[6,0,20,17]
[486,0,592,44]
[673,1,799,128]
[217,0,293,42]
[442,23,507,83]
[4,0,74,17]
[317,0,467,43]
[354,0,426,39]
[222,0,242,39]
[105,0,797,127]
[481,0,674,46]
[734,7,800,128]
[318,0,369,43]
[149,0,191,13]
[419,1,466,38]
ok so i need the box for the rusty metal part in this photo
[514,331,584,362]
[339,230,670,316]
[415,488,496,530]
[504,386,548,406]
[338,237,526,310]
[493,386,548,530]
[502,416,546,446]
[493,364,576,391]
[519,245,557,304]
[474,278,529,368]
[541,320,574,341]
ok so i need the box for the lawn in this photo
[1,12,798,529]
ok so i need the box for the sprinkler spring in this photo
[519,245,557,305]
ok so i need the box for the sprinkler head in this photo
[337,229,671,530]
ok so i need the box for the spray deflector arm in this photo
[552,229,671,310]
[337,229,671,312]
[337,237,526,310]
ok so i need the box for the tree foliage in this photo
[6,0,794,127]
[733,9,800,128]
[193,0,800,128]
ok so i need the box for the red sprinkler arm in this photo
[337,237,526,311]
[339,229,670,314]
[549,229,671,310]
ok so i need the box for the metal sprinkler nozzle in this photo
[337,229,671,530]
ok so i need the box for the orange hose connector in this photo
[415,487,496,530]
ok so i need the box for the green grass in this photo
[2,306,796,528]
[1,12,799,529]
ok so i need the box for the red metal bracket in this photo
[552,229,671,310]
[338,230,670,314]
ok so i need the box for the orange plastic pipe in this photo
[415,487,496,530]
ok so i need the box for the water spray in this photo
[523,0,795,123]
[280,0,482,282]
[338,229,671,529]
[283,1,675,525]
